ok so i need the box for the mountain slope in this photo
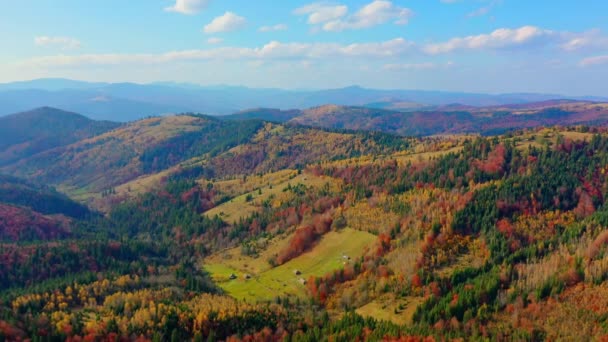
[0,174,91,241]
[273,102,608,136]
[0,174,90,218]
[0,107,120,166]
[1,115,265,196]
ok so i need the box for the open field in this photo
[204,228,376,301]
[321,145,463,169]
[356,295,423,326]
[203,171,339,223]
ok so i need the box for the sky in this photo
[1,0,608,95]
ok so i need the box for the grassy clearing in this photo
[204,228,376,302]
[323,146,463,169]
[203,171,338,223]
[512,128,596,151]
[355,295,423,325]
[205,232,293,275]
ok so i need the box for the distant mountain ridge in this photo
[0,107,120,166]
[0,78,606,121]
[224,101,608,136]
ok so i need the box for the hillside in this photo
[4,125,608,340]
[0,107,120,166]
[225,101,608,136]
[0,203,72,242]
[0,174,93,242]
[0,174,90,218]
[1,115,263,197]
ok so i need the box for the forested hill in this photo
[0,174,93,242]
[3,126,608,340]
[224,101,608,136]
[0,174,90,218]
[0,107,120,166]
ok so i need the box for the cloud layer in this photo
[21,38,414,67]
[424,26,554,54]
[34,36,81,50]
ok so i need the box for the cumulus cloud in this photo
[295,1,412,32]
[203,12,246,33]
[165,0,210,14]
[34,36,81,50]
[259,24,288,32]
[423,26,608,55]
[20,38,414,68]
[293,3,348,25]
[580,55,608,67]
[424,26,555,54]
[207,37,223,44]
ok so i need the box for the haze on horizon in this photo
[2,0,608,96]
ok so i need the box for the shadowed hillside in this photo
[0,107,120,166]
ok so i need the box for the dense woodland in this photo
[2,109,608,340]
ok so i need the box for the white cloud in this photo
[560,29,608,51]
[165,0,209,14]
[424,26,555,54]
[293,3,348,25]
[467,0,501,18]
[203,12,246,34]
[207,37,223,44]
[383,61,454,71]
[383,62,437,71]
[580,55,608,67]
[259,24,288,32]
[295,1,412,31]
[20,38,414,68]
[34,36,81,50]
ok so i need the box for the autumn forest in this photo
[2,104,608,341]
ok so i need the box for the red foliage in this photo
[411,274,423,288]
[0,320,24,340]
[276,226,317,265]
[574,190,595,218]
[313,196,341,213]
[377,265,390,278]
[312,212,333,235]
[496,218,514,239]
[587,230,608,260]
[276,208,335,265]
[473,144,506,174]
[180,187,215,212]
[0,204,71,241]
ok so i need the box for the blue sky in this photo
[1,0,608,95]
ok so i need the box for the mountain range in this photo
[1,78,606,121]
